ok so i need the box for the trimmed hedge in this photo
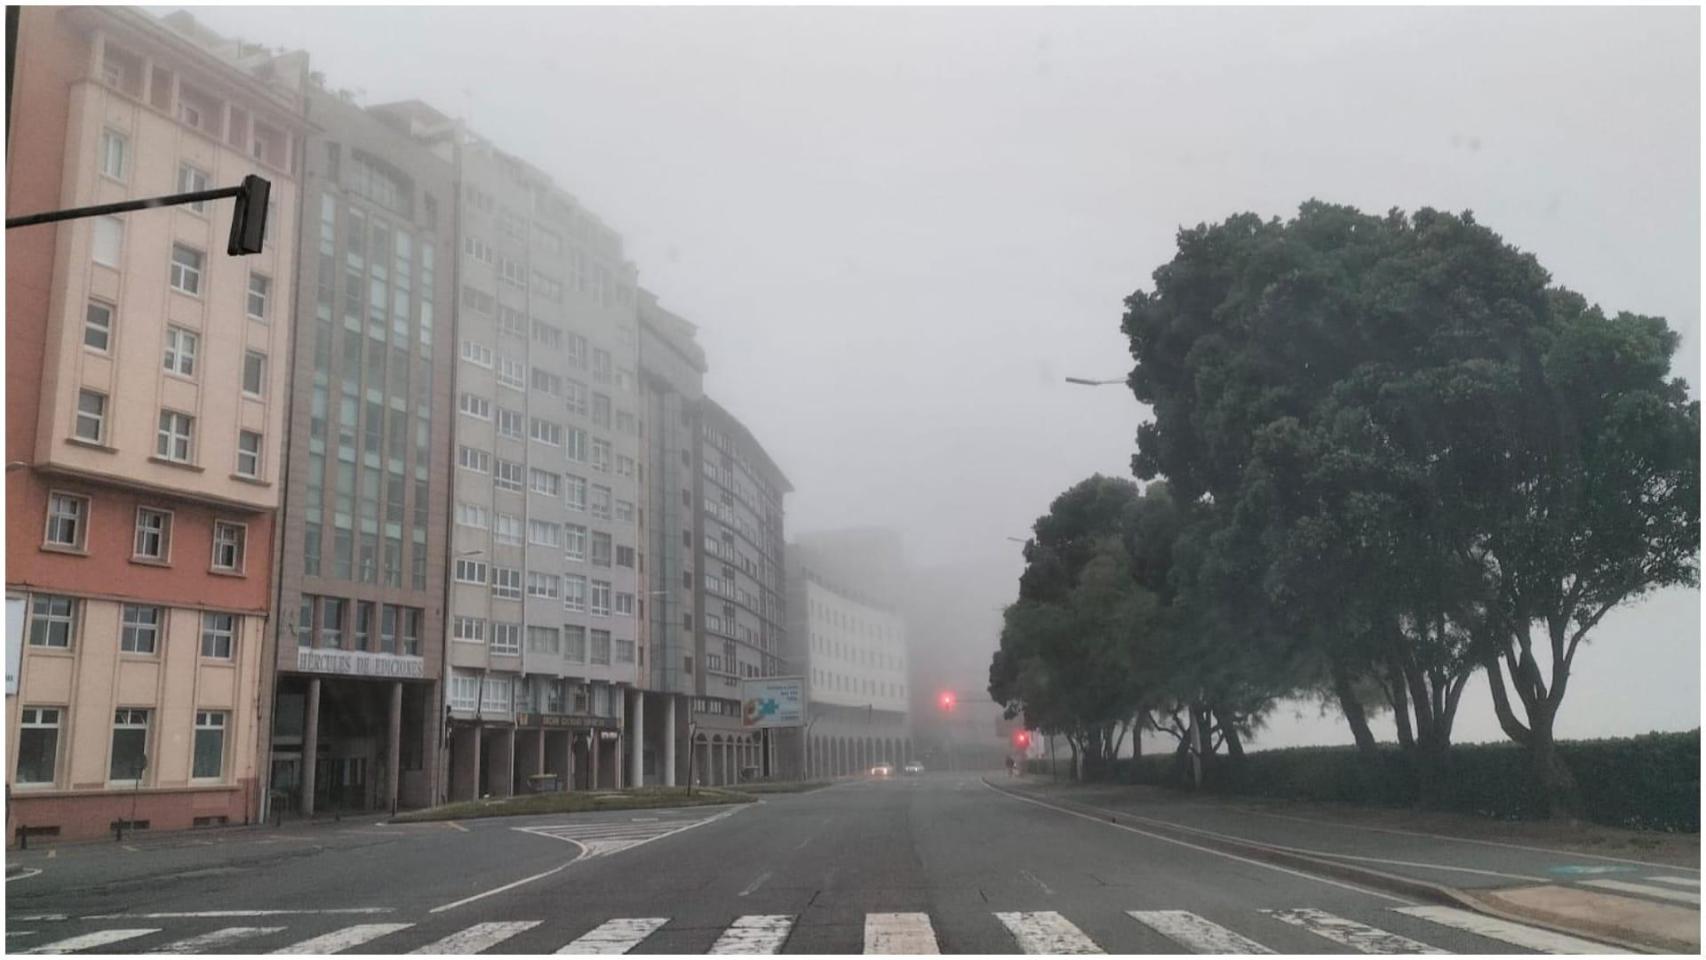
[1028,730,1699,832]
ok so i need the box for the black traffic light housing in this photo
[226,174,270,256]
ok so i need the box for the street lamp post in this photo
[1064,376,1126,386]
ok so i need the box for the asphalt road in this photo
[6,771,1632,954]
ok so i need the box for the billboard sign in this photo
[741,676,804,728]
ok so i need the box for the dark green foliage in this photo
[1090,731,1700,832]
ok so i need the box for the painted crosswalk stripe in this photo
[23,929,160,954]
[1127,910,1273,954]
[707,915,794,954]
[271,923,414,954]
[409,921,541,954]
[1394,906,1625,954]
[864,912,940,954]
[1262,908,1445,954]
[556,917,669,954]
[149,927,286,954]
[995,911,1104,954]
[1647,875,1701,888]
[1582,879,1702,905]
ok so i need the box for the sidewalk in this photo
[992,775,1699,953]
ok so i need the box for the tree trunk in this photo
[1527,712,1584,820]
[1217,708,1245,759]
[1332,661,1380,757]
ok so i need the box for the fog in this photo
[180,5,1700,746]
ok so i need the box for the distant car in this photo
[903,762,924,775]
[869,764,894,777]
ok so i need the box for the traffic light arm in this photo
[7,174,270,256]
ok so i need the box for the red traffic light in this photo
[937,691,956,711]
[1013,730,1031,749]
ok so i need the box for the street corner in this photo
[1467,883,1701,954]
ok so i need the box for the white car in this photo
[869,764,894,777]
[903,762,924,775]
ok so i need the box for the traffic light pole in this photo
[6,185,242,228]
[7,174,272,256]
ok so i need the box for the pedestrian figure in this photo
[1005,754,1017,778]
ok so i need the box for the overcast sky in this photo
[179,5,1700,747]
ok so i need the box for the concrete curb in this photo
[983,777,1667,954]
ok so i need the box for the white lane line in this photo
[1127,909,1273,954]
[430,860,578,914]
[1394,905,1626,954]
[1647,875,1701,888]
[7,932,37,938]
[1262,908,1445,954]
[556,917,669,954]
[11,915,66,922]
[985,782,1411,904]
[271,923,414,954]
[739,870,772,896]
[994,911,1104,954]
[23,929,160,954]
[707,915,794,954]
[85,909,391,919]
[1581,878,1702,904]
[409,921,541,954]
[864,912,940,954]
[149,927,286,953]
[10,867,42,880]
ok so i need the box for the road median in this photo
[392,786,754,823]
[983,776,1677,954]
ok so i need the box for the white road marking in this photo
[149,927,286,953]
[10,867,42,880]
[1394,905,1627,953]
[409,920,541,954]
[1647,875,1701,888]
[429,861,577,914]
[7,932,37,938]
[1581,878,1702,904]
[986,782,1411,903]
[271,922,414,954]
[11,915,66,922]
[23,928,160,954]
[84,909,392,919]
[556,917,669,954]
[864,912,940,954]
[995,911,1104,954]
[739,870,772,896]
[1127,909,1273,954]
[1263,908,1445,953]
[707,915,794,954]
[1019,869,1054,895]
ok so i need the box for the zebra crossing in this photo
[10,902,1625,954]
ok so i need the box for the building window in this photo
[563,575,587,612]
[44,492,87,549]
[458,392,491,420]
[616,545,635,569]
[529,418,562,447]
[93,215,123,266]
[494,513,522,545]
[566,524,588,562]
[457,446,490,473]
[163,326,199,376]
[134,507,171,561]
[452,616,485,643]
[529,469,560,497]
[590,630,611,665]
[455,501,489,529]
[156,410,194,462]
[615,500,634,523]
[590,580,611,616]
[27,595,76,648]
[615,592,634,616]
[211,521,246,572]
[454,559,487,584]
[460,340,493,367]
[402,608,421,656]
[527,625,559,654]
[236,431,263,478]
[591,532,612,567]
[527,520,561,548]
[74,390,107,443]
[169,244,204,296]
[492,622,522,655]
[591,439,611,473]
[616,639,635,663]
[496,358,524,390]
[110,708,150,782]
[100,128,128,180]
[564,625,587,663]
[192,711,226,780]
[590,485,612,520]
[494,459,524,491]
[84,299,114,351]
[15,707,61,785]
[200,612,236,659]
[527,572,560,600]
[120,604,161,654]
[178,163,210,213]
[493,566,522,600]
[565,475,587,511]
[247,273,271,320]
[242,351,267,396]
[497,408,524,439]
